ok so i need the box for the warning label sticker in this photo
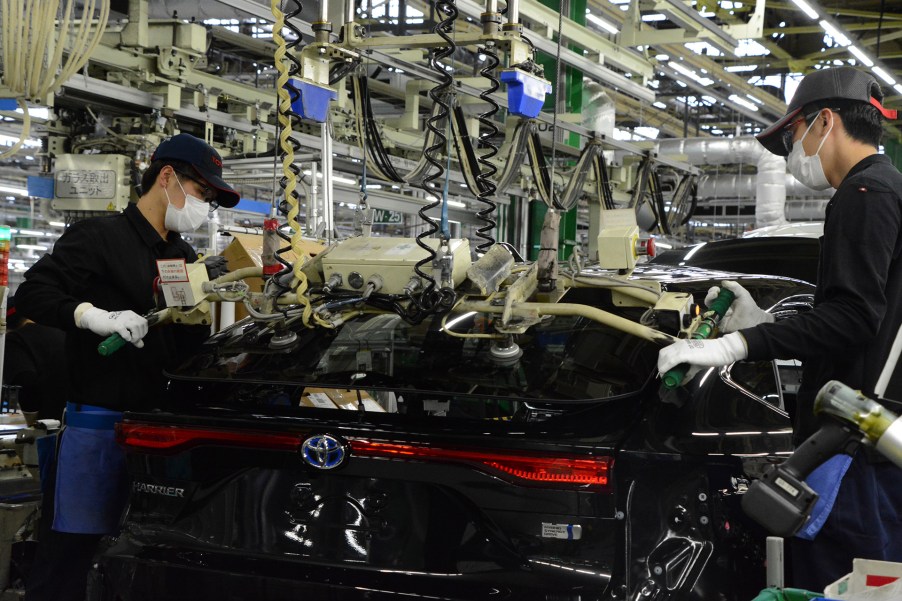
[157,259,189,283]
[541,522,582,540]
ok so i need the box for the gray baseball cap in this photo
[756,67,898,156]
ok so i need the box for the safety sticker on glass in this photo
[541,522,582,540]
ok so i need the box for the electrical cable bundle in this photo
[594,151,616,210]
[648,170,671,236]
[270,0,328,328]
[0,0,110,158]
[473,45,501,253]
[406,0,460,322]
[669,173,698,228]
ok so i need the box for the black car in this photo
[96,266,812,601]
[651,236,820,285]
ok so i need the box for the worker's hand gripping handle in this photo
[98,333,129,356]
[661,288,736,390]
[97,310,166,356]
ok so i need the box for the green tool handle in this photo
[97,333,128,357]
[97,311,166,357]
[661,288,736,390]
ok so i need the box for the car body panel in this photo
[95,269,811,601]
[650,236,820,285]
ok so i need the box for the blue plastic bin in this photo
[500,69,552,118]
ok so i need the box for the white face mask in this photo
[164,175,210,233]
[786,112,833,191]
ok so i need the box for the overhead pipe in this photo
[698,173,832,200]
[655,136,789,229]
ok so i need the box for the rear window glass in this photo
[174,302,657,409]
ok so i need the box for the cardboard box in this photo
[299,387,385,412]
[824,559,902,600]
[218,233,325,323]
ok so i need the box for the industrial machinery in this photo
[742,381,902,537]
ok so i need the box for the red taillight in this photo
[116,424,612,489]
[115,423,300,453]
[349,440,611,488]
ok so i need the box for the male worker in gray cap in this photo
[657,67,902,590]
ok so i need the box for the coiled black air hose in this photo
[474,44,501,254]
[409,0,459,320]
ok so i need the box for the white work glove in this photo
[657,332,749,385]
[705,280,775,334]
[76,305,148,348]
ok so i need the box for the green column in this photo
[885,138,902,173]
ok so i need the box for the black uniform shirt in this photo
[16,203,209,411]
[743,154,902,440]
[3,323,68,420]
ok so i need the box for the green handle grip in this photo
[96,310,166,356]
[98,333,127,356]
[661,365,689,390]
[661,287,737,390]
[706,287,736,320]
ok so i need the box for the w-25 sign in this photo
[371,209,403,224]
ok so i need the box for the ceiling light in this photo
[728,94,759,111]
[819,20,851,47]
[15,229,45,236]
[669,62,714,86]
[49,221,66,228]
[0,185,27,196]
[725,65,757,72]
[641,13,666,22]
[653,101,667,109]
[746,94,765,105]
[848,45,874,67]
[586,13,619,34]
[16,244,48,251]
[790,0,819,20]
[873,66,897,86]
[332,176,357,185]
[446,200,466,208]
[894,84,902,96]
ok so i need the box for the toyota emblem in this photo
[300,434,347,470]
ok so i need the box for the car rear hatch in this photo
[109,305,660,600]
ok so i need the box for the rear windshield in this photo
[173,306,657,400]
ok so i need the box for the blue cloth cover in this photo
[52,403,128,534]
[796,454,854,541]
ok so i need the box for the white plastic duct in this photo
[581,80,615,139]
[698,173,832,200]
[655,137,788,228]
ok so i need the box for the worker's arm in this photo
[16,220,106,330]
[742,186,901,362]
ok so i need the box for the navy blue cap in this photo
[151,134,240,208]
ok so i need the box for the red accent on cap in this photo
[871,97,898,119]
[6,306,14,318]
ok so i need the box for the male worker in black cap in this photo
[658,66,902,590]
[17,133,240,601]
